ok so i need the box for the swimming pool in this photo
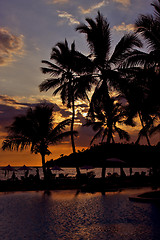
[0,188,160,240]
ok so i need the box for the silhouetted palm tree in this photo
[85,96,130,144]
[2,103,74,178]
[76,11,142,140]
[119,1,160,145]
[76,11,142,102]
[39,40,94,176]
[118,69,153,145]
[121,1,160,69]
[85,95,130,180]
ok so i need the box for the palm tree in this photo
[118,69,153,145]
[2,103,74,178]
[119,0,160,145]
[85,96,130,179]
[121,0,160,69]
[76,11,142,139]
[86,96,130,145]
[136,0,160,66]
[76,11,142,98]
[39,40,94,176]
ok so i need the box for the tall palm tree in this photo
[76,11,142,139]
[118,69,153,145]
[76,11,142,98]
[119,0,160,145]
[85,96,130,179]
[39,40,94,176]
[2,103,74,178]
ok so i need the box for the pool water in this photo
[0,188,160,240]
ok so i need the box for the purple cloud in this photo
[0,95,73,132]
[0,28,24,66]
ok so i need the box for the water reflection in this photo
[0,189,160,239]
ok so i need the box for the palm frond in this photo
[135,14,160,51]
[76,23,90,34]
[76,11,111,66]
[90,128,103,145]
[149,123,160,136]
[120,50,150,68]
[110,33,142,65]
[49,130,78,145]
[74,75,96,100]
[114,126,130,141]
[2,136,31,151]
[152,0,160,20]
[87,120,103,131]
[101,127,109,142]
[41,60,63,71]
[135,127,148,144]
[41,60,64,78]
[52,119,71,135]
[39,78,60,92]
[52,83,65,96]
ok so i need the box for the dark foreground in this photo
[1,174,160,193]
[0,188,160,240]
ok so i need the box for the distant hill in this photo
[46,143,160,168]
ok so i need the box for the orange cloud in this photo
[113,22,134,32]
[57,11,80,25]
[113,0,131,7]
[48,0,69,4]
[78,1,108,14]
[0,28,24,66]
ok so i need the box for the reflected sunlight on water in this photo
[0,189,160,240]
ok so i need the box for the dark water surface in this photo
[0,188,160,240]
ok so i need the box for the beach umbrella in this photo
[51,166,63,171]
[80,165,94,170]
[2,165,14,171]
[18,165,32,171]
[106,158,125,164]
[51,166,64,176]
[2,165,15,177]
[106,158,125,174]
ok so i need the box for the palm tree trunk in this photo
[71,94,80,177]
[111,135,115,143]
[71,96,76,153]
[102,166,106,179]
[101,79,112,144]
[107,130,112,143]
[107,123,113,144]
[138,111,151,146]
[41,153,47,179]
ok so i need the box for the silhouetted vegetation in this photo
[120,0,160,144]
[76,11,142,144]
[47,142,160,168]
[39,40,95,177]
[2,103,74,178]
[85,96,130,144]
[39,2,160,172]
[1,1,160,178]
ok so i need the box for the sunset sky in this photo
[0,0,155,166]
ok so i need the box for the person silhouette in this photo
[11,171,16,180]
[129,167,132,176]
[36,167,40,180]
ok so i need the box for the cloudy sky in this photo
[0,0,154,166]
